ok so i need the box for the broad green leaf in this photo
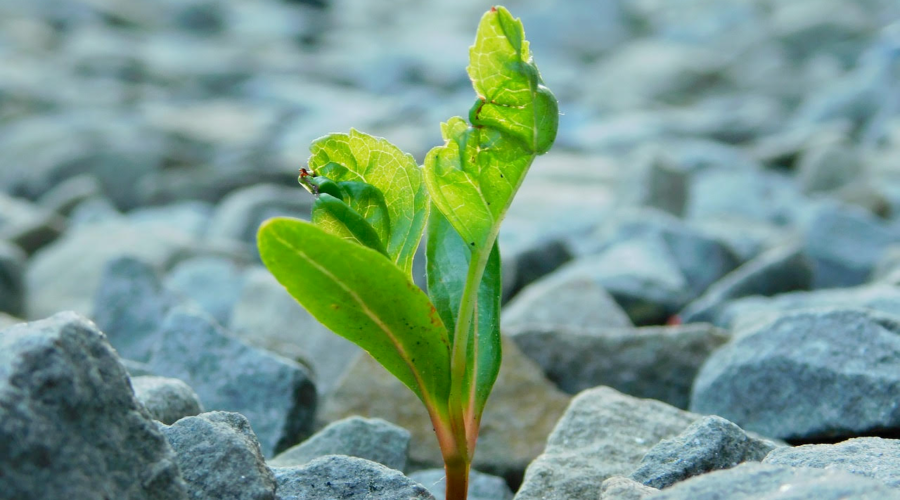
[309,129,428,277]
[258,217,450,413]
[426,210,501,424]
[311,194,387,256]
[424,6,558,252]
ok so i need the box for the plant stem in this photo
[444,457,470,500]
[450,232,497,448]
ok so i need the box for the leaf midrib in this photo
[268,228,436,402]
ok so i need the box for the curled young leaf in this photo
[424,6,558,252]
[311,194,388,256]
[309,129,429,278]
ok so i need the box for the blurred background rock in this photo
[2,0,900,319]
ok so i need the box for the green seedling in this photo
[258,6,557,499]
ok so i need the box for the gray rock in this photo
[0,312,187,499]
[799,201,900,288]
[580,209,739,298]
[36,174,103,216]
[229,268,359,394]
[691,308,900,441]
[0,312,23,330]
[600,477,658,500]
[124,358,157,377]
[501,237,573,302]
[507,323,728,409]
[207,183,313,248]
[679,244,813,324]
[0,240,25,316]
[0,192,66,254]
[616,150,689,217]
[269,416,410,471]
[128,201,214,238]
[68,197,123,228]
[272,456,435,500]
[764,437,900,488]
[718,283,900,332]
[94,257,181,362]
[501,272,633,330]
[26,220,198,319]
[147,308,317,457]
[515,387,698,500]
[166,256,246,326]
[0,112,163,210]
[132,375,204,425]
[320,339,570,485]
[161,412,276,500]
[630,416,778,489]
[409,468,513,500]
[644,463,900,500]
[691,217,797,264]
[686,168,806,225]
[796,142,865,194]
[558,237,693,325]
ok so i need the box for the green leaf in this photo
[424,6,558,252]
[338,181,390,245]
[311,194,387,256]
[309,129,429,277]
[258,217,451,413]
[426,210,501,424]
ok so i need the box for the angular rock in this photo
[691,308,900,441]
[692,216,797,263]
[679,244,813,324]
[161,412,275,500]
[686,168,806,226]
[501,272,633,330]
[718,283,900,331]
[796,142,864,194]
[147,308,317,457]
[26,220,197,318]
[515,387,698,500]
[507,323,728,409]
[409,468,513,500]
[36,173,104,216]
[94,257,181,362]
[0,192,66,254]
[128,201,214,238]
[132,375,204,425]
[616,149,689,217]
[764,437,900,488]
[229,267,359,394]
[0,312,187,499]
[269,416,410,471]
[0,312,23,330]
[165,256,247,326]
[500,236,573,302]
[601,477,658,500]
[798,201,900,288]
[580,209,739,297]
[630,416,778,489]
[0,240,25,316]
[320,338,570,484]
[207,183,313,248]
[272,456,434,500]
[68,197,122,228]
[644,463,899,500]
[558,238,693,325]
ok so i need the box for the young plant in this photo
[257,6,557,499]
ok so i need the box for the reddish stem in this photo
[444,458,470,500]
